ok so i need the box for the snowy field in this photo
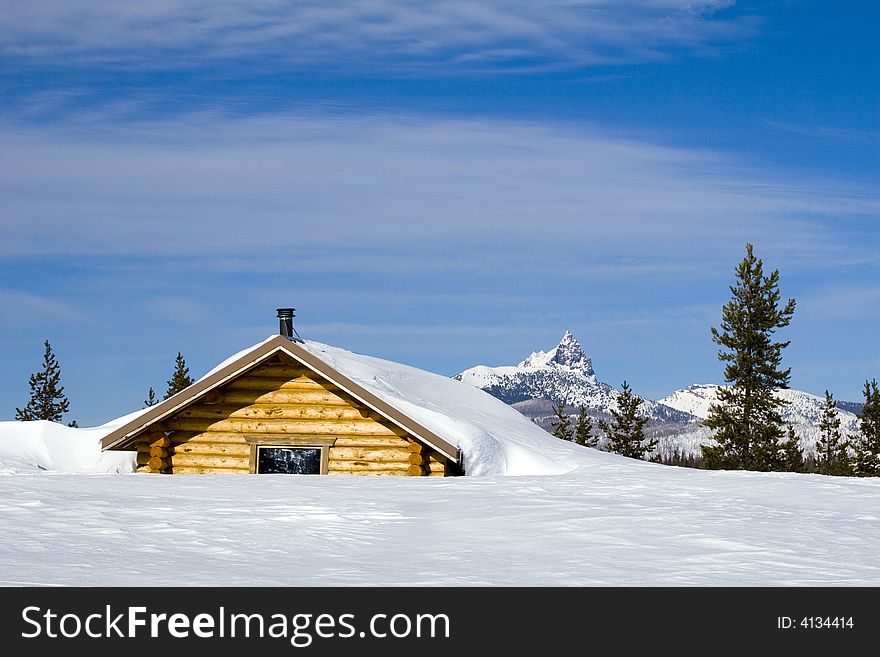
[2,456,878,586]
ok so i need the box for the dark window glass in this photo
[257,447,322,474]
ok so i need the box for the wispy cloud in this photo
[797,286,880,321]
[761,119,880,144]
[0,1,758,72]
[0,112,876,272]
[0,289,86,327]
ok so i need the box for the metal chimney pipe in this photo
[276,308,295,340]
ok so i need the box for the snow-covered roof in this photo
[299,340,594,476]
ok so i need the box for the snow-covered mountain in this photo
[456,330,691,422]
[456,330,601,403]
[456,332,863,458]
[659,384,862,453]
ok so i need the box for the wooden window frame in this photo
[245,435,336,475]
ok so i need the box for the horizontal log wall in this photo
[328,460,412,472]
[336,470,410,477]
[170,453,250,470]
[170,441,250,457]
[178,404,381,422]
[328,446,411,461]
[167,417,407,436]
[138,358,450,476]
[171,466,249,475]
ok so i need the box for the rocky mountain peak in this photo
[518,331,595,376]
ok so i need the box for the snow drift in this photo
[0,419,136,474]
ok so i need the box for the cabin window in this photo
[246,435,334,474]
[256,446,322,474]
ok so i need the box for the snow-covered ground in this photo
[1,460,878,586]
[1,338,878,586]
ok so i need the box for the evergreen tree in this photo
[781,425,805,473]
[802,453,817,474]
[702,244,796,471]
[15,340,71,423]
[574,405,598,448]
[854,379,880,477]
[815,390,851,476]
[597,381,656,460]
[550,400,573,441]
[663,449,704,469]
[163,353,194,400]
[144,387,158,408]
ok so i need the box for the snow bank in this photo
[0,410,144,474]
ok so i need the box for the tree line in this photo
[13,345,195,425]
[550,243,880,477]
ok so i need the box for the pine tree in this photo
[853,379,880,477]
[816,390,851,476]
[597,381,656,460]
[15,340,71,423]
[781,425,805,473]
[574,405,597,448]
[144,387,158,408]
[550,400,573,441]
[164,353,194,400]
[702,244,796,471]
[802,453,817,474]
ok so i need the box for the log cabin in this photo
[101,309,462,477]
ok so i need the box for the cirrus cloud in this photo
[0,110,876,271]
[0,1,758,71]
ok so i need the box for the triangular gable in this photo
[101,335,460,462]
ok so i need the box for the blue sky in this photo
[1,0,878,425]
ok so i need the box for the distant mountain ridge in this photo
[455,332,863,457]
[658,383,862,456]
[456,331,693,422]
